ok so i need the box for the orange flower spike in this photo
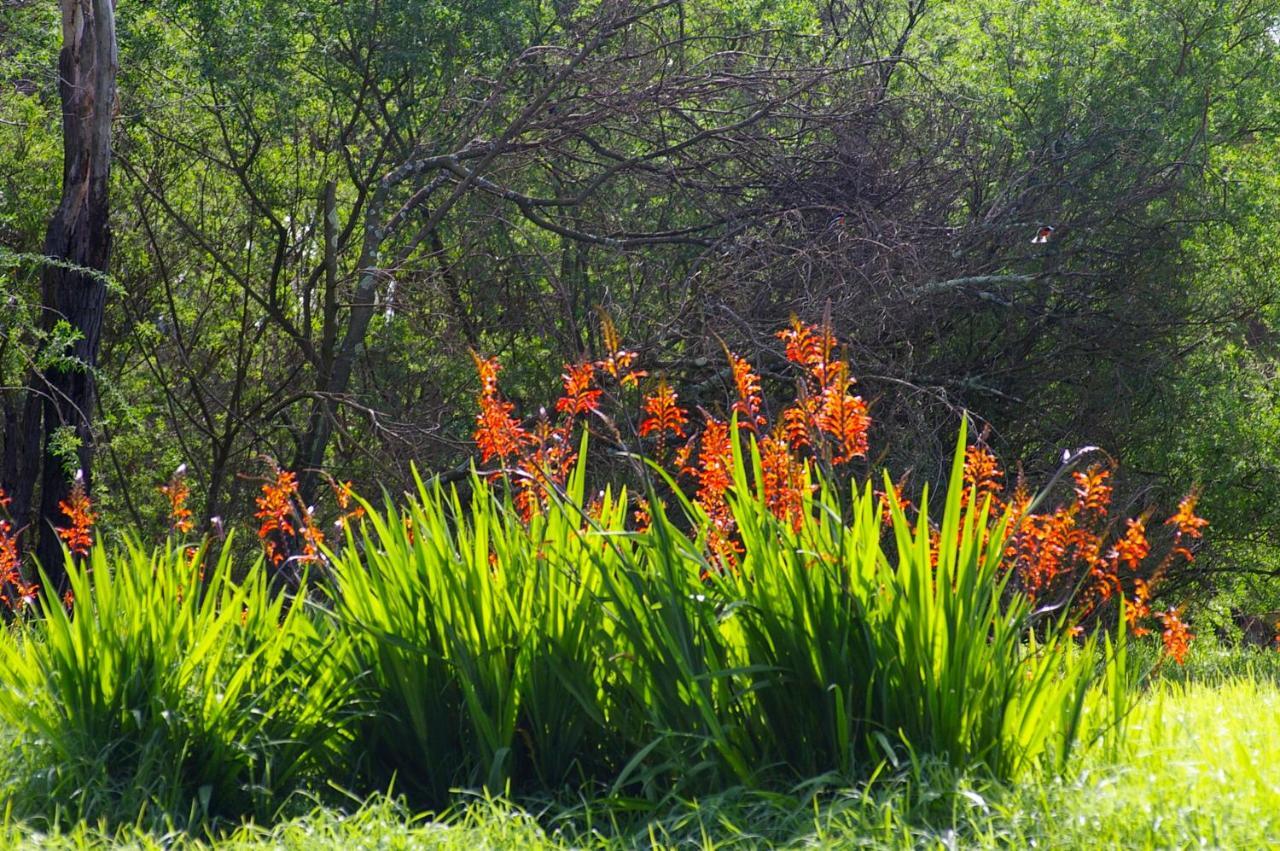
[760,435,809,530]
[255,468,299,566]
[639,380,689,441]
[777,316,836,375]
[695,417,734,507]
[781,399,817,449]
[633,497,654,533]
[471,351,502,397]
[963,444,1004,502]
[1166,492,1209,542]
[673,436,698,477]
[471,354,530,463]
[556,361,602,416]
[1112,517,1150,571]
[1126,578,1153,636]
[1006,481,1033,527]
[298,504,326,563]
[55,472,96,557]
[693,417,739,551]
[1006,508,1074,598]
[595,309,647,387]
[1072,465,1113,515]
[0,520,20,591]
[476,396,530,462]
[777,316,818,367]
[331,479,366,529]
[876,473,912,526]
[599,307,623,355]
[159,464,194,535]
[14,581,38,609]
[1157,608,1192,664]
[597,348,647,387]
[817,384,871,463]
[728,353,766,431]
[705,523,744,572]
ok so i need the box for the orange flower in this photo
[0,493,27,611]
[471,353,530,463]
[12,581,37,609]
[159,464,194,535]
[1112,518,1150,571]
[964,443,1004,504]
[1126,579,1153,637]
[777,315,836,374]
[696,418,734,510]
[776,322,873,464]
[55,473,96,557]
[694,417,738,556]
[673,436,698,477]
[1166,492,1208,538]
[331,479,366,529]
[817,381,870,463]
[781,398,818,449]
[472,352,501,395]
[729,353,766,431]
[1006,508,1074,600]
[298,504,326,564]
[1072,465,1113,515]
[760,434,810,530]
[0,519,20,597]
[595,310,647,387]
[556,361,602,416]
[633,497,655,533]
[875,473,913,527]
[255,468,299,566]
[511,418,577,520]
[1166,492,1208,560]
[1157,608,1192,664]
[597,348,647,388]
[639,380,689,442]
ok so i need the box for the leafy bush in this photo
[0,540,356,828]
[329,452,627,803]
[329,425,1112,804]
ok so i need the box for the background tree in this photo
[1,0,117,584]
[1,0,1279,614]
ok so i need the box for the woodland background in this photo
[3,0,1280,622]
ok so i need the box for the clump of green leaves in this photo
[0,539,356,830]
[329,427,1115,804]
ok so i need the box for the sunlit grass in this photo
[0,659,1275,849]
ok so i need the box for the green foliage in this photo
[330,452,626,802]
[0,539,357,828]
[1,667,1279,848]
[326,429,1108,807]
[716,425,1103,781]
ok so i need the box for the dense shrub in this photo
[0,540,356,828]
[326,427,1111,805]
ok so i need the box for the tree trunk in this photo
[31,0,117,585]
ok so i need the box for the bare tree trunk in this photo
[31,0,118,585]
[0,391,43,537]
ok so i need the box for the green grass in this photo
[0,655,1276,849]
[0,540,357,830]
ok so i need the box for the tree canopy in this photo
[2,0,1280,598]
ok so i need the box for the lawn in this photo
[1,647,1274,850]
